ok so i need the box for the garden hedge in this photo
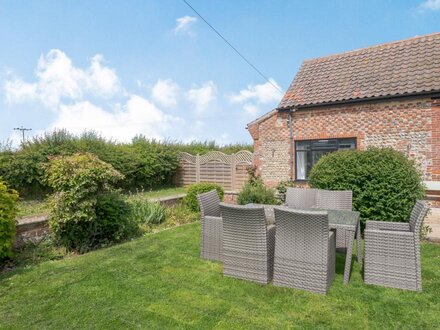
[308,148,425,223]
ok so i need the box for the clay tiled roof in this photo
[278,32,440,109]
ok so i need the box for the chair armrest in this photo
[203,216,222,226]
[366,220,410,232]
[364,229,414,240]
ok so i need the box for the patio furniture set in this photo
[197,188,429,294]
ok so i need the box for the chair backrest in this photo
[409,200,430,234]
[197,190,221,218]
[315,190,352,211]
[285,187,318,209]
[220,203,268,252]
[274,207,329,264]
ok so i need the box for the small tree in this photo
[43,153,131,252]
[309,148,425,223]
[0,179,18,262]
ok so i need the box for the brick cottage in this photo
[247,33,440,200]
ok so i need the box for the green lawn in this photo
[16,186,187,218]
[1,223,439,329]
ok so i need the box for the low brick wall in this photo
[13,194,187,248]
[15,215,49,248]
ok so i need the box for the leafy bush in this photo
[0,179,19,262]
[95,193,137,243]
[237,168,278,205]
[43,153,132,252]
[309,148,425,223]
[128,197,166,226]
[184,183,224,212]
[276,180,298,204]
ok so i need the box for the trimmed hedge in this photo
[0,130,252,197]
[184,183,224,212]
[0,179,18,262]
[308,148,425,223]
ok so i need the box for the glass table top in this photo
[245,204,360,228]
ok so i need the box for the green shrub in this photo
[0,179,19,262]
[276,180,298,204]
[308,148,425,223]
[95,193,138,244]
[128,197,166,226]
[237,168,278,205]
[184,183,224,212]
[43,153,130,252]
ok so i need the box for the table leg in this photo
[343,229,355,285]
[356,220,362,267]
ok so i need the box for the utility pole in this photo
[14,126,32,143]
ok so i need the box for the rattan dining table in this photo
[246,204,362,284]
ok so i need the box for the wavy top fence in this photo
[174,150,253,191]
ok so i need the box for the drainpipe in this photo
[288,109,296,181]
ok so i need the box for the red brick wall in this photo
[248,97,438,187]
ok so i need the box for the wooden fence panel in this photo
[174,150,253,191]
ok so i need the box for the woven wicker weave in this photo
[272,207,336,294]
[315,190,352,211]
[314,189,353,251]
[197,190,222,261]
[220,203,275,284]
[285,188,318,209]
[364,200,429,291]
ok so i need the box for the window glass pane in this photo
[296,141,310,151]
[311,150,328,166]
[338,139,356,149]
[296,151,307,180]
[311,139,337,149]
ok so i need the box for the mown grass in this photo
[1,223,439,329]
[16,186,187,218]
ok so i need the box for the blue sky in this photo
[1,0,439,146]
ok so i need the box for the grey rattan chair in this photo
[220,203,275,284]
[285,187,318,209]
[197,190,222,261]
[364,200,430,291]
[315,189,353,211]
[314,189,353,251]
[273,207,336,294]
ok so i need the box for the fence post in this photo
[196,154,200,183]
[231,153,236,190]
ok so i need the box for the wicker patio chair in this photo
[314,189,353,251]
[285,187,318,209]
[197,190,222,261]
[364,200,429,291]
[273,207,335,294]
[219,203,275,284]
[315,189,353,211]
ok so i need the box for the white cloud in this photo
[151,79,180,107]
[174,16,197,35]
[50,95,181,142]
[4,49,120,107]
[230,78,282,116]
[186,81,217,113]
[419,0,440,11]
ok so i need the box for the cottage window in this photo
[295,138,356,180]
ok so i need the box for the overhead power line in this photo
[182,0,283,94]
